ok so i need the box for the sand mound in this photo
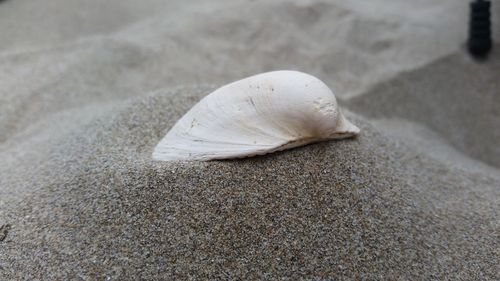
[346,48,500,168]
[0,87,498,279]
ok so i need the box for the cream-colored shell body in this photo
[153,71,359,161]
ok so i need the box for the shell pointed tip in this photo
[333,118,360,139]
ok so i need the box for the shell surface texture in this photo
[153,71,360,161]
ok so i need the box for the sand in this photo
[347,51,500,168]
[0,0,499,280]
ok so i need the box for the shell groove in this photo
[153,71,360,161]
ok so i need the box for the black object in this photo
[467,0,492,58]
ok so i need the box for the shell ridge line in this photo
[243,81,297,140]
[226,83,291,141]
[204,88,277,142]
[158,124,283,149]
[203,87,290,143]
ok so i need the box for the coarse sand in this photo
[0,84,499,279]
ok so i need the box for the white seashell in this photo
[153,71,360,161]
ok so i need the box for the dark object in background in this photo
[467,0,492,59]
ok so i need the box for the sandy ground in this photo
[0,0,499,279]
